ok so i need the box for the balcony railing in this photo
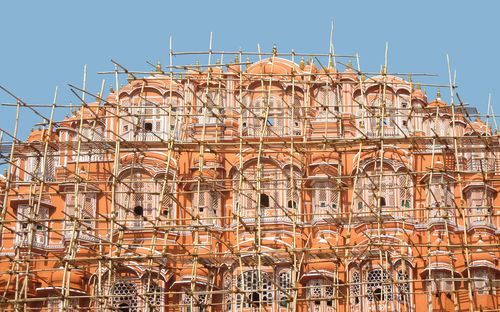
[466,158,495,172]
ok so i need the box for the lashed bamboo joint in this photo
[0,41,499,312]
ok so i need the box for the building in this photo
[0,53,499,311]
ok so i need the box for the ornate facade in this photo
[0,55,499,311]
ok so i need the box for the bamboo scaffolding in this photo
[0,38,499,312]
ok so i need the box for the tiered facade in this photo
[0,56,499,311]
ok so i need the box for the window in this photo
[47,298,79,311]
[144,122,153,131]
[428,271,453,293]
[471,269,492,294]
[143,281,163,311]
[236,271,273,308]
[111,282,139,312]
[379,197,386,207]
[260,193,270,209]
[25,151,55,182]
[312,181,339,219]
[16,204,49,246]
[308,279,334,311]
[193,187,220,226]
[397,269,411,303]
[366,269,392,302]
[266,117,274,126]
[118,172,156,226]
[223,274,232,311]
[65,191,95,232]
[351,271,360,306]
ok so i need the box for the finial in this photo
[96,92,100,103]
[380,65,384,73]
[328,55,333,68]
[120,84,123,90]
[348,60,352,68]
[495,125,498,135]
[300,57,305,69]
[437,89,441,99]
[272,44,277,56]
[306,58,310,66]
[110,85,114,93]
[477,112,481,121]
[3,169,7,177]
[196,60,200,71]
[216,59,220,65]
[246,57,251,68]
[127,74,133,83]
[156,61,162,74]
[384,65,387,74]
[408,74,412,83]
[417,83,421,90]
[235,54,239,63]
[361,74,365,82]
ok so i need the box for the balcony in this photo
[466,158,495,172]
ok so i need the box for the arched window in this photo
[278,269,292,308]
[427,175,455,219]
[76,123,105,161]
[64,187,95,234]
[366,269,392,303]
[350,270,361,308]
[223,274,232,312]
[181,288,211,312]
[308,279,335,312]
[396,268,411,304]
[350,261,413,311]
[236,270,274,308]
[111,281,139,312]
[311,180,339,220]
[368,94,395,136]
[117,171,157,227]
[196,86,225,125]
[470,268,494,295]
[354,169,396,216]
[465,186,494,224]
[234,164,284,218]
[398,173,413,218]
[16,204,49,247]
[143,281,163,312]
[25,150,55,182]
[47,298,79,311]
[285,168,301,213]
[157,179,175,221]
[315,85,340,120]
[192,186,221,226]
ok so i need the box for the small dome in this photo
[227,63,241,74]
[318,66,337,75]
[428,98,447,107]
[27,128,58,142]
[412,85,427,102]
[466,118,492,134]
[303,63,318,74]
[204,66,224,75]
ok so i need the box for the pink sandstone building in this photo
[0,54,498,311]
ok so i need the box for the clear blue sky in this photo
[1,0,499,141]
